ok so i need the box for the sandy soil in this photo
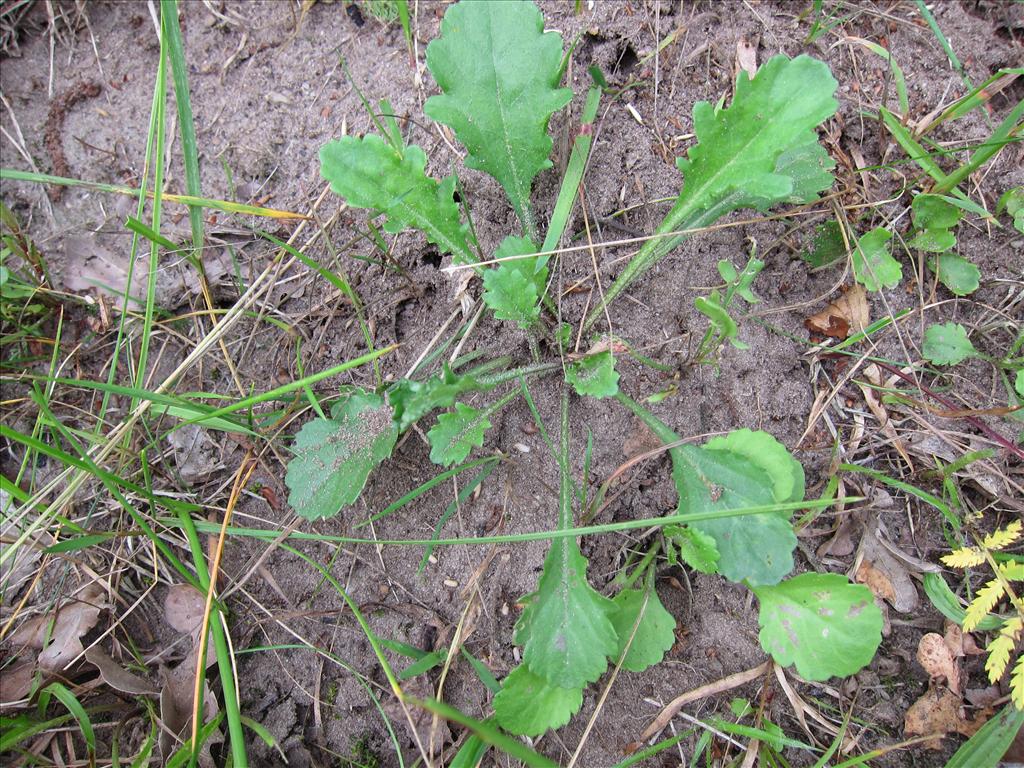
[2,1,1022,766]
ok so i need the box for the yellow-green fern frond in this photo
[983,520,1022,551]
[1012,655,1023,710]
[942,547,986,569]
[965,578,1007,632]
[985,618,1022,682]
[998,561,1024,582]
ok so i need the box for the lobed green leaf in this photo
[425,0,572,238]
[922,322,978,366]
[389,364,490,432]
[609,587,677,673]
[928,253,980,296]
[514,536,617,689]
[753,572,882,680]
[566,350,620,398]
[427,403,491,466]
[285,391,398,520]
[319,135,477,264]
[492,665,583,738]
[851,228,901,291]
[481,236,547,328]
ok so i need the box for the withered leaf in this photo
[165,584,206,635]
[806,284,869,340]
[84,647,158,696]
[9,583,106,672]
[904,686,988,748]
[917,632,960,695]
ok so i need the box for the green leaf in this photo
[673,444,796,585]
[912,193,963,230]
[695,290,745,349]
[674,56,838,213]
[566,349,619,398]
[587,55,837,329]
[1015,369,1023,399]
[427,403,491,466]
[665,524,719,573]
[922,322,978,366]
[492,665,583,738]
[617,396,800,586]
[285,391,398,520]
[482,236,547,328]
[907,228,956,252]
[772,136,836,203]
[319,134,477,264]
[921,572,1004,632]
[514,535,617,688]
[389,364,490,431]
[704,429,805,505]
[996,186,1023,234]
[609,588,676,672]
[928,253,980,296]
[801,220,846,268]
[851,228,901,291]
[424,0,572,238]
[753,573,882,680]
[946,703,1024,768]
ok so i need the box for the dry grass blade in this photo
[189,453,256,748]
[640,661,771,742]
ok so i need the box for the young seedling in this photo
[692,250,764,363]
[288,0,881,749]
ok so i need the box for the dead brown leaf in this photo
[917,633,960,695]
[9,582,106,672]
[0,659,37,707]
[904,686,989,747]
[164,584,206,635]
[84,647,158,696]
[859,364,914,471]
[856,560,897,603]
[858,524,918,612]
[805,285,869,340]
[943,621,985,659]
[735,36,758,79]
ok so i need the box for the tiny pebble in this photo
[427,555,438,565]
[514,443,530,453]
[443,579,458,588]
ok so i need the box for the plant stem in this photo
[475,361,561,388]
[871,360,1024,460]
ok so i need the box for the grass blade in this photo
[0,169,307,220]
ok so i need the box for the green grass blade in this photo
[944,703,1024,768]
[180,496,846,548]
[133,13,169,403]
[418,458,498,570]
[913,0,972,90]
[933,98,1024,194]
[395,0,412,53]
[541,82,602,256]
[357,456,500,527]
[177,345,396,426]
[404,697,558,768]
[847,38,908,117]
[0,169,307,219]
[41,683,94,756]
[124,216,179,252]
[161,0,204,256]
[839,463,958,529]
[0,712,75,752]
